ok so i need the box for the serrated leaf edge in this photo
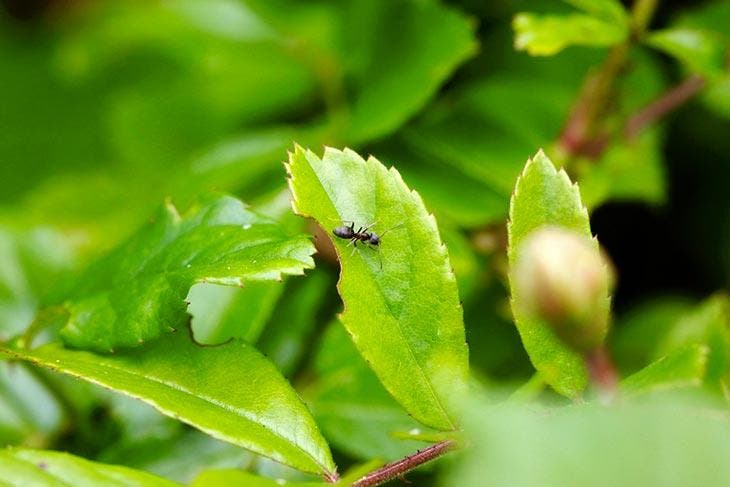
[286,145,464,430]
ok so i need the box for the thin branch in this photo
[557,0,662,160]
[352,440,456,487]
[558,43,629,159]
[630,0,660,38]
[624,75,706,140]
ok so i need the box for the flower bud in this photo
[513,226,613,353]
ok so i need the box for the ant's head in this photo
[368,233,380,246]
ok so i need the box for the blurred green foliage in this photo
[1,0,729,485]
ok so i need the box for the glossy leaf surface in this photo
[55,195,314,352]
[1,332,336,476]
[287,146,468,430]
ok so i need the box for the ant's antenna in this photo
[379,222,405,237]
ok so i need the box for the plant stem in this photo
[585,346,618,403]
[557,0,661,160]
[558,43,628,159]
[351,440,456,487]
[624,75,706,139]
[630,0,660,37]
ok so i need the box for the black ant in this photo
[332,221,381,248]
[331,220,402,268]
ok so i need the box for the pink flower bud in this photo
[513,226,613,353]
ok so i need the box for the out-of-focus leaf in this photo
[287,147,469,431]
[578,130,666,209]
[0,24,108,204]
[621,344,708,396]
[0,227,76,340]
[562,0,627,23]
[244,0,477,144]
[654,294,730,383]
[1,331,336,477]
[398,43,665,218]
[403,77,570,198]
[97,396,253,483]
[508,151,602,397]
[183,126,325,199]
[50,195,314,352]
[188,281,284,345]
[342,0,477,143]
[374,143,510,228]
[0,363,63,446]
[307,323,432,461]
[674,0,730,41]
[101,429,252,484]
[610,296,695,374]
[448,396,730,487]
[257,270,333,377]
[191,469,325,487]
[513,12,627,56]
[645,28,727,78]
[440,226,481,301]
[0,447,179,487]
[670,0,730,118]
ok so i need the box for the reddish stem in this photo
[352,440,456,487]
[624,75,706,140]
[585,347,618,401]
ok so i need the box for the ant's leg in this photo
[361,221,377,233]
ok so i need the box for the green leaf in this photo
[307,323,432,461]
[373,142,512,228]
[191,469,324,487]
[257,269,333,377]
[508,150,599,397]
[0,362,64,445]
[645,28,727,78]
[0,226,76,340]
[53,195,314,352]
[578,130,666,209]
[654,294,730,383]
[286,146,469,431]
[513,11,628,56]
[562,0,627,23]
[1,331,336,476]
[191,460,381,487]
[450,396,730,487]
[0,447,178,487]
[621,344,709,396]
[610,296,695,374]
[100,428,253,484]
[393,75,579,227]
[188,281,284,345]
[342,0,477,143]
